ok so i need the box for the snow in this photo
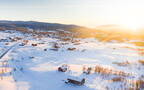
[0,30,144,90]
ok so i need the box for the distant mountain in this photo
[95,24,132,32]
[0,20,83,32]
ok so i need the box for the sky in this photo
[0,0,144,28]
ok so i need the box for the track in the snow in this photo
[0,43,18,59]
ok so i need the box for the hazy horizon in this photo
[0,0,144,29]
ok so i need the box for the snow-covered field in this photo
[0,30,144,90]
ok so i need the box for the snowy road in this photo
[0,43,18,59]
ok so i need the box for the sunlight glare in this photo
[121,18,143,32]
[124,22,141,32]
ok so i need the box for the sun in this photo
[125,23,141,31]
[121,20,143,32]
